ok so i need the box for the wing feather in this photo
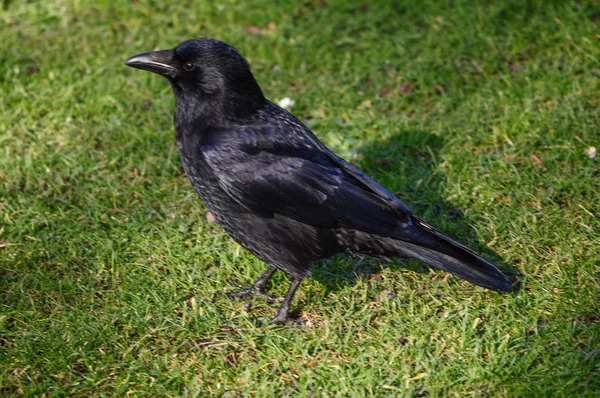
[201,125,406,233]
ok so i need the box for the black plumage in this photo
[126,38,514,322]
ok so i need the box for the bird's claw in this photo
[225,286,282,303]
[224,286,254,300]
[272,314,288,324]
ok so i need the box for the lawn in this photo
[1,0,599,396]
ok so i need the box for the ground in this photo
[1,0,599,396]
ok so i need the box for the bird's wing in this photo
[201,123,514,293]
[324,151,413,214]
[201,125,410,235]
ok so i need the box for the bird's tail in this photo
[390,215,514,292]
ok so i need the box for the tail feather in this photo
[391,215,513,292]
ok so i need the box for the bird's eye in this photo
[183,62,195,72]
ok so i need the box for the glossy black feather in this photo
[126,38,514,321]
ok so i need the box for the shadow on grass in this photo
[309,129,519,293]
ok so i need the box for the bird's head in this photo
[125,38,265,123]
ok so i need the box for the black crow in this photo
[125,38,514,323]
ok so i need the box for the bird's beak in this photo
[125,49,177,78]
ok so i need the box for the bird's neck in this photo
[173,90,264,135]
[174,93,210,136]
[172,97,269,160]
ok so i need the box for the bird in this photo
[125,38,514,323]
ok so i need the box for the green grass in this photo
[1,0,599,396]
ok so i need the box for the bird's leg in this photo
[225,265,281,303]
[273,277,303,324]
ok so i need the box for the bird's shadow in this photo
[309,129,518,293]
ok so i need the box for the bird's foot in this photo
[272,307,290,324]
[225,286,282,303]
[272,315,288,324]
[271,277,302,324]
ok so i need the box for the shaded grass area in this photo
[1,0,599,396]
